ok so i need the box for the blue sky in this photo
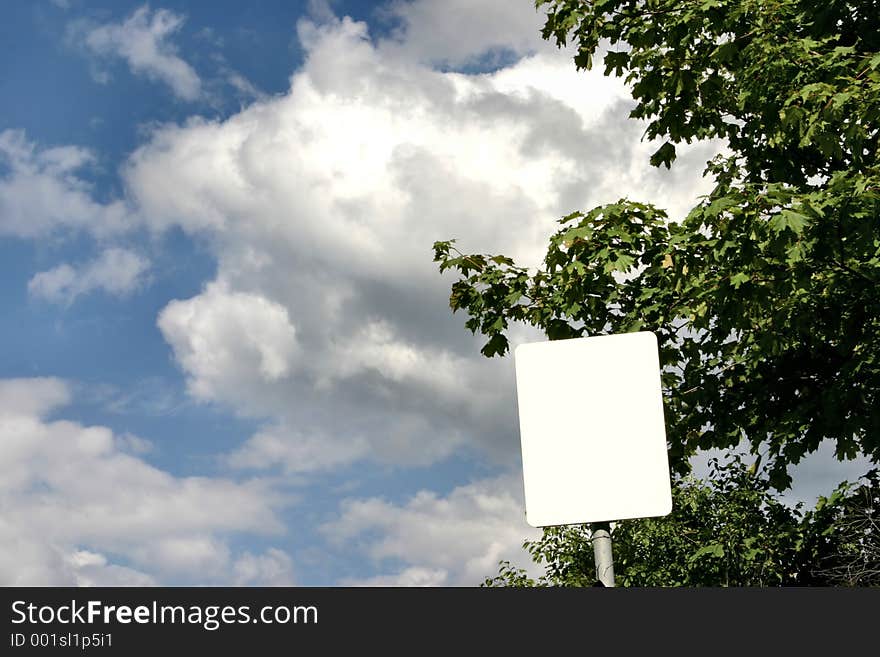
[1,0,872,586]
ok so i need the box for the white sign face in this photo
[514,331,672,527]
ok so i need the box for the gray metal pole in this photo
[591,521,615,587]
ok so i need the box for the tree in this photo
[810,469,880,585]
[433,0,880,488]
[482,459,878,587]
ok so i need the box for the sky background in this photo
[1,0,873,586]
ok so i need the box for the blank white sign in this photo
[514,331,672,527]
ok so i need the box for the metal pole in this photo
[591,521,615,587]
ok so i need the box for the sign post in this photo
[513,331,673,587]
[591,521,615,586]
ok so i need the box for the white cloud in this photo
[28,247,150,304]
[225,71,265,102]
[157,281,300,404]
[322,474,541,586]
[0,130,131,238]
[0,377,70,418]
[73,5,201,101]
[0,378,292,585]
[121,12,715,474]
[232,548,296,586]
[227,424,370,474]
[65,550,158,587]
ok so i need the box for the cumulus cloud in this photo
[28,247,150,304]
[121,11,716,476]
[157,281,300,404]
[322,474,541,586]
[71,5,201,101]
[0,130,131,238]
[0,378,292,585]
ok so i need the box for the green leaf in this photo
[706,196,738,217]
[770,210,809,235]
[613,254,635,271]
[480,333,509,358]
[688,543,725,562]
[730,272,750,288]
[649,142,677,169]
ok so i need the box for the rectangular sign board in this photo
[514,331,672,527]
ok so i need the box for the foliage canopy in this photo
[483,459,879,587]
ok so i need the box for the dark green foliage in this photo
[810,469,880,585]
[482,459,879,587]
